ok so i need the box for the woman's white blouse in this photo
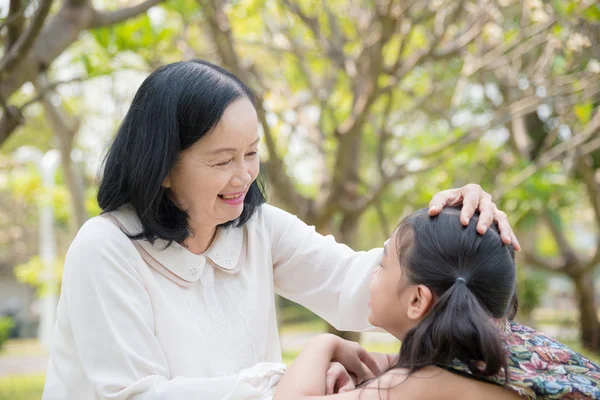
[42,204,382,399]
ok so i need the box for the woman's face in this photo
[368,229,421,338]
[164,97,260,231]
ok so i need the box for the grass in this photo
[0,374,44,400]
[279,318,325,334]
[0,339,46,400]
[282,340,400,365]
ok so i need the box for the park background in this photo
[0,0,599,398]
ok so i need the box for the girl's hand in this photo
[326,362,355,394]
[325,352,396,393]
[325,335,382,385]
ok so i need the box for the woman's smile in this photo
[218,190,247,205]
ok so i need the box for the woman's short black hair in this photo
[97,60,267,245]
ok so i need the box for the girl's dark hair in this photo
[97,60,266,245]
[394,206,516,383]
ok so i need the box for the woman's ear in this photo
[406,285,434,321]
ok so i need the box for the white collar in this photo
[107,206,244,285]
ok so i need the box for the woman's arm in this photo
[268,185,519,333]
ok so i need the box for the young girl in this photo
[275,207,600,399]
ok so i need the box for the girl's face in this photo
[163,97,260,232]
[368,228,433,339]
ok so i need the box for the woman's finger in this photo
[460,185,482,226]
[510,229,522,251]
[476,198,495,234]
[494,209,512,245]
[428,189,460,215]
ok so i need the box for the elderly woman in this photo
[42,60,518,399]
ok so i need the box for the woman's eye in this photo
[246,151,258,157]
[215,159,233,166]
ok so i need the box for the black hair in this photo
[393,206,516,383]
[97,60,266,245]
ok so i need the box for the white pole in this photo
[14,147,61,351]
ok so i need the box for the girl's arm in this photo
[274,334,381,399]
[277,353,524,400]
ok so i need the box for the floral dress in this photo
[446,320,600,399]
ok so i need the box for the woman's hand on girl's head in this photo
[427,183,521,251]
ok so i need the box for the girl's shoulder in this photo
[446,320,600,399]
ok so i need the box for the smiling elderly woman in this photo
[42,60,518,400]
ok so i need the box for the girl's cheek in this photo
[370,267,381,280]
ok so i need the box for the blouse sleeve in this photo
[56,220,285,400]
[265,205,383,332]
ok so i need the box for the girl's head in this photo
[369,206,516,378]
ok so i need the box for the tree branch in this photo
[89,0,167,28]
[351,134,469,215]
[200,0,311,218]
[465,17,557,76]
[4,0,25,48]
[32,75,87,230]
[377,93,394,179]
[494,109,600,198]
[0,105,24,144]
[578,135,600,159]
[374,198,392,239]
[509,115,533,157]
[523,251,566,273]
[279,0,346,70]
[432,15,484,59]
[576,153,600,273]
[576,157,600,231]
[19,77,86,110]
[0,0,54,74]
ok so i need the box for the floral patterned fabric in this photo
[445,320,600,399]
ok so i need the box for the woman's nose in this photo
[231,160,252,186]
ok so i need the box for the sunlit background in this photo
[0,0,599,398]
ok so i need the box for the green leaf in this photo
[574,102,593,124]
[583,5,600,22]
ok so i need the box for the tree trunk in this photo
[59,147,87,230]
[326,213,361,342]
[33,78,87,231]
[572,269,600,352]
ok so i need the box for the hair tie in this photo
[455,277,467,285]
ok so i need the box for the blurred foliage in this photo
[0,317,15,353]
[516,267,549,322]
[1,0,599,349]
[0,373,45,400]
[13,257,64,298]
